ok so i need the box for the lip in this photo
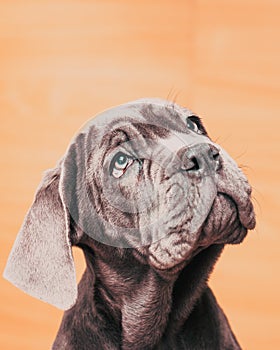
[148,189,256,272]
[219,191,256,231]
[214,149,256,232]
[218,191,255,244]
[198,191,255,248]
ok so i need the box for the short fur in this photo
[4,99,255,349]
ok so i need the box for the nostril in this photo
[212,152,220,160]
[209,147,221,171]
[209,146,220,161]
[188,156,200,171]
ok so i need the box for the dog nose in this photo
[180,144,221,175]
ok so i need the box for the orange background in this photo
[1,1,279,349]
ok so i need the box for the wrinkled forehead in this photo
[78,98,196,135]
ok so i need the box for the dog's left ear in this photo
[3,166,77,310]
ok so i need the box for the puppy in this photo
[4,99,255,349]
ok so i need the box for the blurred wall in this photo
[1,1,279,349]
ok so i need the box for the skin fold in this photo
[4,99,255,349]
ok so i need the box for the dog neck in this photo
[72,240,224,349]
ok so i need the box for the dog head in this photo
[3,98,256,309]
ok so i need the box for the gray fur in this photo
[3,98,255,349]
[3,167,77,310]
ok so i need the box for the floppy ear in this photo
[3,166,77,310]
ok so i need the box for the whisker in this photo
[234,147,249,161]
[252,195,262,215]
[212,135,231,147]
[171,90,181,105]
[166,88,181,105]
[166,87,176,102]
[238,164,251,170]
[238,164,253,176]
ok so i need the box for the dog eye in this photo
[186,117,203,135]
[111,152,134,178]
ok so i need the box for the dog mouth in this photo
[148,189,256,272]
[199,192,255,247]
